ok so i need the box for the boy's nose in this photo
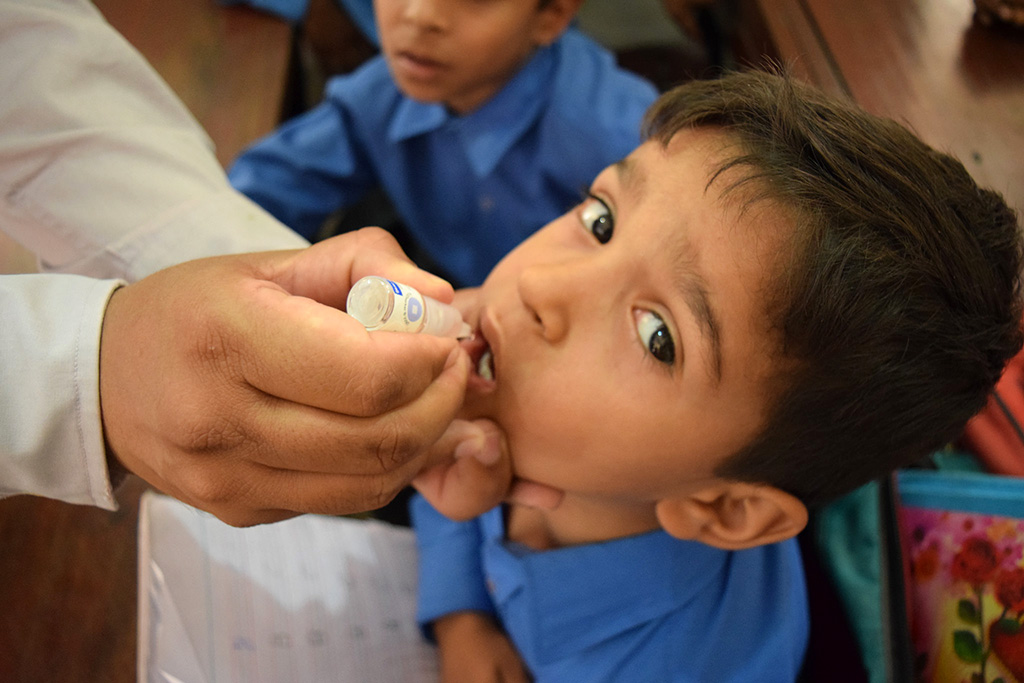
[517,259,595,344]
[401,0,447,31]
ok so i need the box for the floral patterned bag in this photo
[897,469,1024,682]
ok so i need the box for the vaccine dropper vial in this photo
[346,276,472,339]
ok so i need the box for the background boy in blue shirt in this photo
[409,70,1024,681]
[227,0,658,286]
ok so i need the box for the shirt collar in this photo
[479,510,731,664]
[387,39,559,178]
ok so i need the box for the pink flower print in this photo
[951,536,1000,586]
[995,567,1024,612]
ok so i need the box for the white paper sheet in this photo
[137,491,439,683]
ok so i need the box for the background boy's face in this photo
[460,130,792,505]
[374,0,561,114]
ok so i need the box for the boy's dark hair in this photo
[644,69,1024,507]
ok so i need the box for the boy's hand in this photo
[413,419,564,521]
[412,420,510,521]
[433,612,531,683]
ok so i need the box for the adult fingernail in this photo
[444,345,462,370]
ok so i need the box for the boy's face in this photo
[460,129,792,506]
[374,0,563,114]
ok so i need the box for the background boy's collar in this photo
[387,37,560,178]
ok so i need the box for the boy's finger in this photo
[413,419,512,520]
[507,480,564,511]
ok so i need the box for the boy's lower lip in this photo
[393,52,447,80]
[466,365,495,394]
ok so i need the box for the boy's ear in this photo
[655,482,808,550]
[532,0,585,47]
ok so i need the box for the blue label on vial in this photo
[407,298,423,322]
[387,279,402,295]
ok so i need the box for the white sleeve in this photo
[0,275,122,509]
[0,0,308,282]
[0,0,308,508]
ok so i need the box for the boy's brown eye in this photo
[580,196,614,244]
[649,327,675,364]
[636,310,676,366]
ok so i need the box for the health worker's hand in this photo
[98,228,501,526]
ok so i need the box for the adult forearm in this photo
[0,0,306,282]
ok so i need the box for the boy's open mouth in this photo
[477,346,495,381]
[463,330,496,385]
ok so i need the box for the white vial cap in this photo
[346,276,393,330]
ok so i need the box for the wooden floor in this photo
[736,0,1024,214]
[0,479,148,681]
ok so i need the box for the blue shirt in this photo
[227,29,657,286]
[335,0,376,44]
[411,495,809,682]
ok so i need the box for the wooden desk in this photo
[736,0,1024,214]
[0,3,290,682]
[93,0,293,167]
